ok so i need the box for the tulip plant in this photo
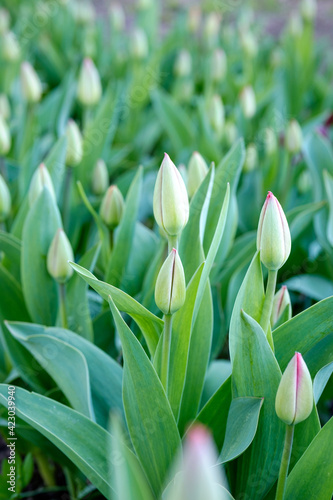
[0,0,333,500]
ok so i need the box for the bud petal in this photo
[92,158,109,195]
[21,62,43,103]
[2,32,20,61]
[0,115,11,155]
[240,31,258,58]
[271,286,292,327]
[187,152,208,198]
[47,228,74,283]
[29,163,56,207]
[77,58,102,107]
[130,28,148,60]
[174,50,192,78]
[275,352,313,425]
[100,185,124,229]
[210,48,227,83]
[155,249,186,315]
[240,85,256,119]
[244,143,258,172]
[301,0,316,21]
[257,192,291,271]
[65,120,83,167]
[285,119,303,154]
[0,94,10,120]
[187,7,201,34]
[153,153,189,237]
[0,173,11,222]
[203,13,220,47]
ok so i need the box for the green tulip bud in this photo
[208,94,225,137]
[203,13,220,48]
[100,185,124,229]
[271,286,292,328]
[71,1,95,25]
[174,50,192,78]
[0,94,10,120]
[240,31,258,58]
[187,152,208,198]
[285,119,302,154]
[244,143,258,173]
[224,121,238,147]
[92,158,109,196]
[0,115,11,155]
[20,62,42,103]
[153,153,189,237]
[155,248,186,315]
[297,170,311,194]
[130,28,148,60]
[2,31,20,62]
[275,352,313,425]
[77,58,102,107]
[257,191,291,271]
[0,173,11,222]
[301,0,316,21]
[109,3,125,32]
[65,120,83,167]
[240,85,256,119]
[47,228,74,284]
[0,8,10,35]
[28,163,56,207]
[264,128,277,156]
[210,48,227,83]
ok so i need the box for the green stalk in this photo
[59,283,68,329]
[161,313,172,392]
[34,451,55,488]
[167,235,178,253]
[260,269,277,343]
[275,424,295,500]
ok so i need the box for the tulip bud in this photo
[2,31,20,62]
[153,153,189,237]
[210,49,227,83]
[92,158,109,195]
[257,191,291,271]
[47,228,74,284]
[130,28,148,60]
[20,62,42,103]
[109,3,125,32]
[65,120,83,167]
[155,249,186,315]
[301,0,316,22]
[264,128,277,156]
[208,94,225,137]
[244,143,258,173]
[100,185,124,229]
[77,58,102,107]
[174,50,192,78]
[240,31,258,58]
[187,152,208,198]
[0,116,11,155]
[275,352,313,425]
[0,8,10,35]
[187,6,201,34]
[223,121,238,147]
[0,173,11,222]
[240,86,256,119]
[28,163,56,207]
[0,94,10,120]
[285,119,302,154]
[271,286,292,327]
[203,13,220,48]
[297,170,311,194]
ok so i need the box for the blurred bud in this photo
[92,159,109,195]
[174,50,192,78]
[240,31,258,58]
[29,163,56,207]
[244,143,258,173]
[77,58,102,107]
[240,86,256,119]
[275,352,313,425]
[71,1,95,25]
[153,153,189,237]
[264,128,277,156]
[301,0,317,21]
[187,6,201,33]
[47,228,74,284]
[100,185,124,229]
[20,62,42,103]
[187,152,208,198]
[136,0,152,11]
[0,94,10,120]
[257,191,291,271]
[210,49,227,83]
[0,173,11,222]
[130,28,148,60]
[203,13,221,47]
[0,8,10,35]
[208,94,225,137]
[238,6,254,32]
[155,249,186,315]
[271,286,292,327]
[224,121,238,147]
[289,12,303,37]
[2,31,20,62]
[285,119,302,154]
[110,3,125,32]
[65,120,83,167]
[0,115,11,155]
[297,170,311,194]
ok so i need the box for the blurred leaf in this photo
[0,231,21,282]
[283,274,333,301]
[313,361,333,404]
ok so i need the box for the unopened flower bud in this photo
[28,163,56,207]
[92,158,109,195]
[301,0,316,21]
[71,1,95,25]
[20,62,42,103]
[174,50,192,78]
[0,8,10,35]
[297,170,311,194]
[271,286,292,327]
[224,121,238,147]
[187,7,201,33]
[65,120,83,167]
[77,58,102,107]
[187,152,208,198]
[240,86,256,119]
[155,249,186,315]
[100,185,124,229]
[0,94,10,120]
[275,352,313,425]
[210,49,227,83]
[0,116,11,155]
[208,94,225,137]
[110,3,125,32]
[203,13,220,47]
[2,31,20,61]
[136,0,152,11]
[130,28,148,60]
[244,143,258,172]
[264,128,277,156]
[240,31,258,58]
[153,153,189,237]
[0,173,11,222]
[285,119,302,154]
[47,228,74,283]
[257,191,291,271]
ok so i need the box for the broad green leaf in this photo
[283,274,333,301]
[108,297,181,496]
[313,362,333,404]
[201,360,232,408]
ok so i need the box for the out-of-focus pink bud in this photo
[240,85,256,119]
[271,286,292,327]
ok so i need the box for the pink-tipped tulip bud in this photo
[65,120,83,167]
[257,192,291,271]
[285,119,303,154]
[20,62,42,103]
[0,115,11,155]
[28,163,56,207]
[77,58,102,107]
[271,286,292,327]
[240,85,256,119]
[100,185,124,229]
[47,228,74,284]
[275,352,313,425]
[155,249,186,315]
[92,158,109,196]
[153,153,189,237]
[187,152,208,198]
[0,173,11,222]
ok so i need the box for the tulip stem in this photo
[275,424,294,500]
[161,313,172,392]
[59,283,68,329]
[260,269,277,345]
[168,235,178,252]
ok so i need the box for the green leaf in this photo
[45,135,67,199]
[219,397,263,464]
[283,274,333,301]
[0,266,30,322]
[0,231,21,283]
[313,361,333,404]
[108,297,181,496]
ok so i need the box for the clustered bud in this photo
[210,48,227,83]
[65,120,83,167]
[47,228,74,283]
[285,119,302,154]
[187,152,208,198]
[77,58,102,107]
[100,185,124,229]
[244,143,258,173]
[130,28,148,60]
[240,85,256,119]
[21,62,42,103]
[155,248,186,315]
[174,50,192,78]
[208,94,225,137]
